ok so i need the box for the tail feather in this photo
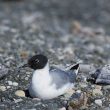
[69,64,79,75]
[70,64,79,70]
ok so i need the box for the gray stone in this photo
[95,99,102,106]
[0,86,6,91]
[0,64,9,79]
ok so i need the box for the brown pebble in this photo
[20,51,28,59]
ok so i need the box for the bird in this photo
[26,54,79,100]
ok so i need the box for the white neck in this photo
[34,62,49,74]
[30,62,52,98]
[32,62,51,83]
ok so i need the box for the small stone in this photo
[25,77,29,80]
[67,106,73,110]
[104,107,110,110]
[12,82,18,86]
[96,64,110,84]
[95,99,102,106]
[0,86,6,91]
[76,90,81,93]
[7,81,13,86]
[93,89,103,96]
[58,107,66,110]
[6,86,11,89]
[15,90,25,97]
[94,28,105,35]
[68,92,87,109]
[79,83,87,88]
[28,108,37,110]
[103,85,110,90]
[64,89,75,99]
[63,46,74,54]
[20,51,28,59]
[71,21,81,34]
[79,64,95,73]
[58,56,64,60]
[32,98,41,101]
[26,72,31,74]
[95,85,102,90]
[14,99,23,103]
[0,47,4,53]
[0,64,9,78]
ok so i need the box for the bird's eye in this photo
[35,59,39,63]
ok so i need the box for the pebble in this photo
[0,47,4,53]
[94,28,105,35]
[93,89,103,96]
[63,46,74,54]
[104,107,110,110]
[79,83,87,88]
[68,92,87,109]
[95,99,102,106]
[60,35,70,43]
[14,99,23,103]
[32,98,41,101]
[15,90,25,97]
[58,107,66,110]
[12,82,18,86]
[95,64,110,84]
[7,81,13,86]
[71,21,81,34]
[7,86,11,89]
[0,64,9,78]
[28,108,37,110]
[79,64,95,73]
[64,89,75,99]
[0,86,6,91]
[25,77,29,80]
[20,51,28,59]
[95,85,102,90]
[26,72,31,75]
[103,85,110,90]
[67,106,73,110]
[76,90,81,93]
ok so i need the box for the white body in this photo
[29,63,74,99]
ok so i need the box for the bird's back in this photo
[50,67,77,89]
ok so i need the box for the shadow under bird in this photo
[24,54,79,100]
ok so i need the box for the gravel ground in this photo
[0,0,110,110]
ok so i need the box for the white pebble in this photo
[59,107,66,110]
[13,82,18,86]
[0,86,6,91]
[14,99,23,103]
[7,81,13,86]
[80,83,87,88]
[95,99,102,106]
[7,86,11,89]
[76,90,81,93]
[15,90,25,97]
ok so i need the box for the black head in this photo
[28,54,48,70]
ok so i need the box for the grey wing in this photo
[50,68,76,89]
